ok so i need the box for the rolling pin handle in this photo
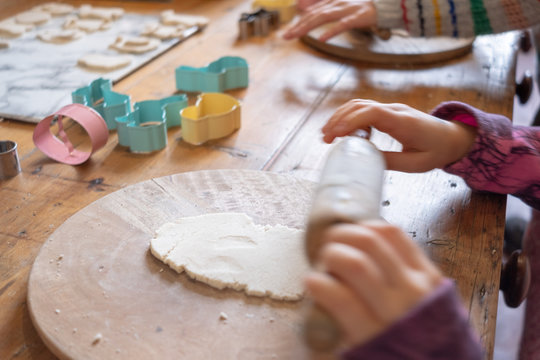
[303,302,342,352]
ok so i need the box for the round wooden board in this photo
[28,170,335,360]
[301,25,475,65]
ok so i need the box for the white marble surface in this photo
[0,11,197,123]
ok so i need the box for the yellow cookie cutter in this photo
[252,0,296,23]
[180,93,241,145]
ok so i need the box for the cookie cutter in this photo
[239,8,280,39]
[180,93,241,145]
[175,56,248,93]
[72,78,131,130]
[252,0,297,23]
[0,140,21,180]
[115,95,188,153]
[33,103,109,165]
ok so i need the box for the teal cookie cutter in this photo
[71,78,131,130]
[175,56,248,93]
[115,95,188,153]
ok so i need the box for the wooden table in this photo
[0,0,518,359]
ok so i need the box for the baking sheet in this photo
[0,10,198,123]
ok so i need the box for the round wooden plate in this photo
[28,170,335,360]
[301,25,475,65]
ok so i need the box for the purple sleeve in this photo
[431,101,540,211]
[341,278,483,360]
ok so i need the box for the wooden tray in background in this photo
[302,25,474,65]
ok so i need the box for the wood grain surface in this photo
[0,0,518,359]
[28,170,335,360]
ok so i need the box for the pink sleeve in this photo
[341,278,483,360]
[431,101,540,211]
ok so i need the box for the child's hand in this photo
[282,0,377,42]
[305,220,444,347]
[322,99,477,172]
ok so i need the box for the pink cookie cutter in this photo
[33,103,109,165]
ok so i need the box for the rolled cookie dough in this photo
[33,2,75,16]
[79,5,124,21]
[15,10,51,25]
[161,10,209,28]
[110,36,160,54]
[64,15,111,33]
[38,28,84,43]
[78,53,132,72]
[150,213,309,301]
[0,19,33,37]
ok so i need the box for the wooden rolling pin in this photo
[303,133,386,351]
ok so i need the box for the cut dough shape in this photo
[110,35,160,54]
[33,2,75,16]
[78,53,132,72]
[15,10,51,25]
[0,41,8,49]
[0,19,33,37]
[141,22,187,40]
[37,28,84,43]
[64,15,111,33]
[161,10,209,28]
[150,213,309,301]
[79,5,124,21]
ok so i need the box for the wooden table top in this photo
[0,0,517,359]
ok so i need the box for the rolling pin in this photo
[303,133,386,352]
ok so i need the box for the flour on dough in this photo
[79,5,124,21]
[64,15,111,33]
[161,10,209,28]
[33,2,75,16]
[150,213,309,301]
[38,28,84,43]
[78,53,132,71]
[142,22,187,40]
[0,19,33,37]
[15,10,51,25]
[110,36,160,54]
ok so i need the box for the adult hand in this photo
[321,99,477,172]
[305,220,444,346]
[283,0,377,42]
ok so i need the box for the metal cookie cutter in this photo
[175,56,248,93]
[72,78,131,130]
[0,140,21,180]
[33,104,109,165]
[238,8,280,39]
[115,95,188,153]
[252,0,297,23]
[180,93,241,145]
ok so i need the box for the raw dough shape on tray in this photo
[77,53,132,72]
[161,10,209,28]
[64,15,111,33]
[110,35,160,54]
[142,22,187,39]
[15,10,52,26]
[33,2,75,16]
[0,19,33,37]
[37,28,84,44]
[79,5,124,21]
[150,212,309,301]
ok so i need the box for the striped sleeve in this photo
[375,0,540,37]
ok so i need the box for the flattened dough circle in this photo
[150,212,309,301]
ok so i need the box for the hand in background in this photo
[282,0,377,42]
[322,99,477,172]
[305,220,444,346]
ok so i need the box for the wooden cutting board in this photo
[302,25,474,65]
[27,169,338,360]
